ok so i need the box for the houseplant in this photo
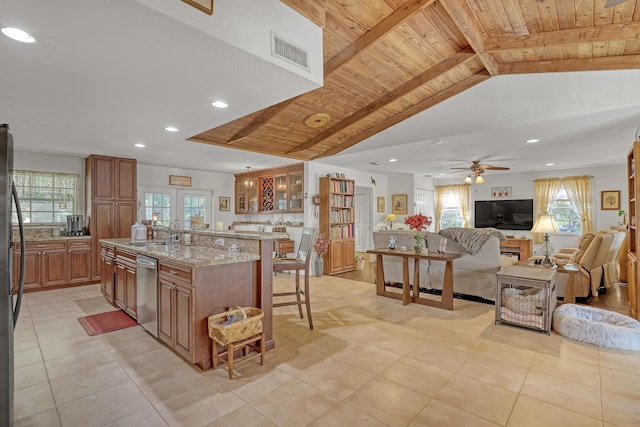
[384,213,397,230]
[404,213,432,252]
[313,232,330,277]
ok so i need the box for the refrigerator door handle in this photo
[12,181,24,328]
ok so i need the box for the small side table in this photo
[274,239,294,258]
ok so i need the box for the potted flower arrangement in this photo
[404,213,432,252]
[355,253,365,270]
[313,233,330,277]
[384,213,397,230]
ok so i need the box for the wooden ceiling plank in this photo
[575,0,594,28]
[485,21,640,51]
[518,0,544,33]
[499,54,640,74]
[324,0,437,76]
[280,0,326,27]
[226,98,298,144]
[439,0,500,75]
[500,0,529,36]
[314,72,491,158]
[554,0,576,31]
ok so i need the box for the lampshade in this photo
[475,175,485,184]
[464,175,472,184]
[530,214,560,234]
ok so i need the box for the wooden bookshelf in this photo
[319,176,355,275]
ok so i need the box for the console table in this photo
[500,238,532,260]
[367,248,461,310]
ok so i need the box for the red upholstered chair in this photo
[272,227,314,329]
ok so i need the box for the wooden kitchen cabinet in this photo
[86,155,137,281]
[499,238,532,261]
[68,240,92,284]
[234,162,303,214]
[100,243,116,304]
[158,261,193,361]
[114,250,137,319]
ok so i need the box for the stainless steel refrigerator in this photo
[1,124,25,426]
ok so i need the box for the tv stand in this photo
[500,238,532,261]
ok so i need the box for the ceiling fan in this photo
[451,160,511,184]
[604,0,628,7]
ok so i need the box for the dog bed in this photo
[552,304,640,350]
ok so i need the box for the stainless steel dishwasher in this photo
[136,254,158,337]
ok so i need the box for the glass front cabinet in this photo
[234,163,303,214]
[234,175,258,214]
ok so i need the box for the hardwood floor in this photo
[338,255,631,316]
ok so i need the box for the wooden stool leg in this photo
[304,271,313,329]
[260,333,265,365]
[295,270,303,319]
[212,341,219,369]
[227,343,234,380]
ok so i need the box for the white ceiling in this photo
[2,0,640,179]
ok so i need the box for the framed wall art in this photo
[169,175,191,186]
[491,186,511,198]
[601,190,620,210]
[377,197,385,212]
[391,194,407,214]
[219,196,230,211]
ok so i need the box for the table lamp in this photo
[530,214,560,266]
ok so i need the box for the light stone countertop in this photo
[101,238,261,268]
[13,235,91,242]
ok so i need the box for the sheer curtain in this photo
[533,178,563,244]
[435,184,470,231]
[562,175,593,235]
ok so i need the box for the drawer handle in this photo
[169,270,178,275]
[37,244,46,248]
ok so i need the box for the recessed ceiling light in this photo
[439,173,445,176]
[212,101,228,109]
[134,143,146,148]
[165,126,179,132]
[1,27,35,43]
[431,140,444,145]
[388,158,397,162]
[526,139,540,143]
[546,162,555,166]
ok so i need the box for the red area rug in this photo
[78,310,138,336]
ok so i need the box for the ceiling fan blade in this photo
[483,166,510,170]
[450,167,471,170]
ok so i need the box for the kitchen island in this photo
[101,229,283,370]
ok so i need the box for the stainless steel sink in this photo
[129,241,167,247]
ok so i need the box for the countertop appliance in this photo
[1,124,26,426]
[66,214,83,235]
[136,254,158,337]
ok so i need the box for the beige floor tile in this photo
[481,323,544,351]
[507,395,601,427]
[344,376,430,427]
[301,357,375,400]
[44,343,116,380]
[14,330,39,352]
[536,334,600,365]
[473,340,536,369]
[136,366,228,404]
[265,340,330,377]
[105,332,164,358]
[102,406,168,427]
[381,357,453,397]
[14,346,43,369]
[14,362,48,391]
[50,361,131,405]
[333,341,402,375]
[405,341,471,372]
[601,366,640,401]
[457,354,528,392]
[423,328,484,353]
[39,335,104,361]
[217,365,296,402]
[364,328,423,355]
[13,382,56,421]
[599,349,640,374]
[301,331,360,357]
[530,352,601,388]
[520,371,602,420]
[250,378,339,427]
[409,399,501,427]
[12,407,61,427]
[117,346,187,380]
[153,384,246,426]
[205,404,278,427]
[435,373,518,425]
[309,402,387,427]
[58,382,151,427]
[602,390,640,426]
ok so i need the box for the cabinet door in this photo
[235,180,247,213]
[42,249,67,287]
[343,238,356,269]
[330,239,345,273]
[115,202,137,238]
[101,256,115,303]
[289,171,304,212]
[92,201,115,280]
[116,158,137,200]
[247,178,258,212]
[174,283,192,360]
[158,278,174,346]
[69,247,91,283]
[274,174,288,211]
[14,249,41,290]
[115,263,127,310]
[124,265,137,319]
[627,254,637,318]
[91,156,115,200]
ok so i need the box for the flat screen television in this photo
[475,199,534,230]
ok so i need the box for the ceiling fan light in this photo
[464,175,472,184]
[475,175,485,184]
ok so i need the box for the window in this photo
[13,170,80,224]
[549,187,582,234]
[143,191,172,226]
[183,193,207,224]
[439,193,464,229]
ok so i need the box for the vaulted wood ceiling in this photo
[189,0,640,161]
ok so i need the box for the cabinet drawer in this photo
[159,263,192,284]
[25,241,67,251]
[69,239,91,249]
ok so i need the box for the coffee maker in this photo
[66,215,84,236]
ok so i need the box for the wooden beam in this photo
[280,0,325,27]
[324,0,437,75]
[499,55,640,74]
[226,99,298,144]
[288,49,476,154]
[439,0,499,76]
[485,22,640,52]
[314,71,490,158]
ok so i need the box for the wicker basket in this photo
[208,307,264,346]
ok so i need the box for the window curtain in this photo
[435,184,470,231]
[533,178,563,244]
[562,175,593,235]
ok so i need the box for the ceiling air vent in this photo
[271,32,310,72]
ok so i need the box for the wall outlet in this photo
[215,238,224,246]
